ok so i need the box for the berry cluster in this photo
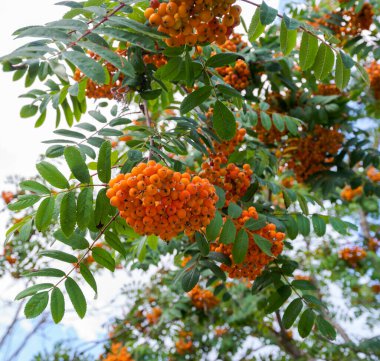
[73,50,127,100]
[312,3,373,41]
[371,284,380,294]
[101,343,134,361]
[218,33,247,52]
[216,59,250,91]
[106,161,217,240]
[367,166,380,182]
[143,53,168,68]
[341,185,363,202]
[175,331,193,355]
[212,207,285,280]
[144,0,241,47]
[1,191,14,204]
[367,62,380,100]
[187,284,219,309]
[339,246,367,267]
[214,327,228,336]
[146,306,162,324]
[316,83,341,96]
[254,112,287,145]
[285,125,344,182]
[199,126,253,206]
[368,238,379,252]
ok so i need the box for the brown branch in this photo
[0,300,25,349]
[359,207,371,239]
[142,100,154,160]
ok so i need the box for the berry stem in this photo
[142,99,155,160]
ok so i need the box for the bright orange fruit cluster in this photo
[316,83,341,96]
[101,343,134,361]
[73,50,127,99]
[341,185,363,201]
[143,53,168,68]
[199,126,253,205]
[212,207,285,280]
[2,191,14,204]
[106,161,218,240]
[367,166,380,182]
[146,306,162,324]
[312,3,373,40]
[174,330,193,355]
[216,59,250,91]
[339,246,367,267]
[218,33,247,52]
[285,125,344,182]
[367,61,380,100]
[187,284,220,309]
[144,0,241,47]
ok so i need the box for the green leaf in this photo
[51,288,65,323]
[20,104,38,118]
[64,146,90,183]
[97,140,112,183]
[355,62,370,85]
[8,195,40,211]
[315,315,337,340]
[92,247,115,271]
[105,231,127,257]
[60,191,77,237]
[248,7,265,41]
[180,86,212,114]
[272,113,285,132]
[24,268,66,278]
[213,100,236,141]
[24,292,49,319]
[284,116,300,135]
[63,50,105,84]
[35,196,55,231]
[265,285,292,313]
[65,277,87,318]
[36,161,69,189]
[15,283,53,300]
[195,232,210,256]
[253,234,273,256]
[216,84,244,99]
[54,129,86,139]
[219,218,236,244]
[296,214,310,236]
[232,229,249,264]
[292,280,316,290]
[215,186,225,208]
[245,215,267,231]
[260,111,272,130]
[228,203,242,218]
[206,52,241,67]
[182,267,200,292]
[283,14,300,30]
[19,180,50,194]
[282,298,303,329]
[39,250,78,264]
[297,193,309,215]
[260,1,278,25]
[335,52,350,90]
[76,187,93,230]
[156,57,182,81]
[280,19,297,56]
[299,32,319,71]
[312,214,326,237]
[298,308,316,338]
[206,212,223,241]
[79,263,97,294]
[313,43,335,80]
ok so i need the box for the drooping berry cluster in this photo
[199,126,253,205]
[144,0,241,47]
[367,61,380,100]
[216,59,250,91]
[175,331,193,355]
[212,207,285,280]
[100,343,134,361]
[143,53,168,68]
[312,3,373,41]
[367,166,380,182]
[146,306,162,324]
[341,185,363,201]
[1,191,14,204]
[285,125,344,182]
[107,161,217,240]
[218,33,247,52]
[316,83,341,96]
[73,50,127,99]
[187,284,219,310]
[339,246,367,267]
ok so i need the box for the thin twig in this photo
[142,100,154,160]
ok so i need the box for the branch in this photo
[142,100,154,161]
[0,300,25,349]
